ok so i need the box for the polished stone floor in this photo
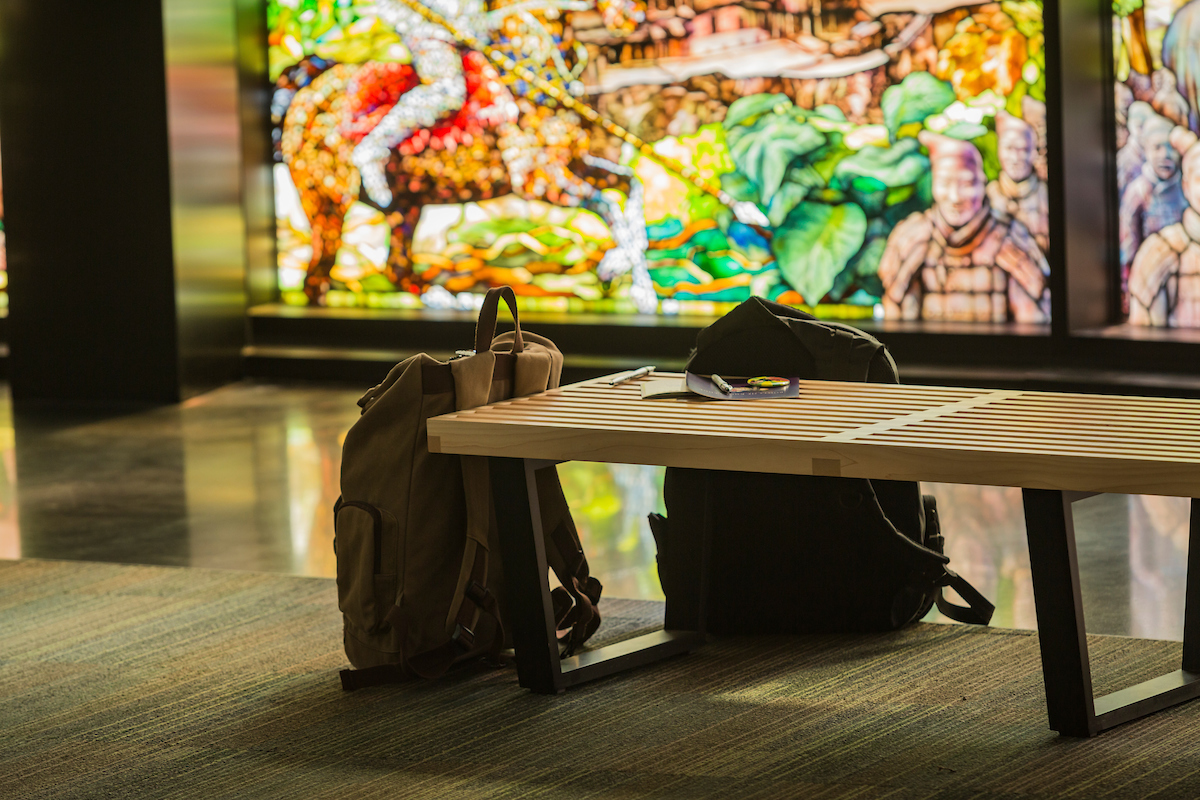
[2,381,1192,640]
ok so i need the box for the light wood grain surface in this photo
[426,374,1200,498]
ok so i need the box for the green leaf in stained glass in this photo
[773,202,867,304]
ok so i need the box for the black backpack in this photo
[649,297,994,634]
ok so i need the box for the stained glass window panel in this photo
[270,0,1049,322]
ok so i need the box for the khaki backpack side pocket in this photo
[334,501,400,636]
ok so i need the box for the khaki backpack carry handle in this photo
[474,287,524,355]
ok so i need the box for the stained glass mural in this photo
[1116,0,1200,327]
[270,0,1049,321]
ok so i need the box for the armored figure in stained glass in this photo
[878,132,1049,323]
[1119,107,1187,298]
[987,110,1048,254]
[1128,127,1200,327]
[1117,102,1154,198]
[1151,68,1190,128]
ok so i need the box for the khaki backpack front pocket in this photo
[334,500,399,635]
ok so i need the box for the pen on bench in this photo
[711,374,734,394]
[609,366,655,386]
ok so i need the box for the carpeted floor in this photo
[2,560,1200,799]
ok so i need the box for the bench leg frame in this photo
[1023,489,1200,736]
[490,457,710,694]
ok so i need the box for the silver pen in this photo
[711,374,734,394]
[609,366,655,386]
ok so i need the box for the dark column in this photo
[0,0,246,407]
[163,0,252,397]
[1047,0,1116,331]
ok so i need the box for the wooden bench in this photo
[427,373,1200,737]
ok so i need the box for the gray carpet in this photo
[2,559,1199,799]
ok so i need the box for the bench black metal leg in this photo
[490,456,564,693]
[1023,490,1200,736]
[1182,499,1200,672]
[490,457,707,695]
[1022,488,1097,736]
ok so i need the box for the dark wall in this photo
[0,0,248,407]
[0,0,182,405]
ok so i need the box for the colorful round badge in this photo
[747,376,790,388]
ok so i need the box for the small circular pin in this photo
[747,377,789,388]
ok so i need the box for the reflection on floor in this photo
[1,382,1191,640]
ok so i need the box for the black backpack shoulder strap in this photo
[935,570,995,624]
[922,499,995,624]
[857,483,995,628]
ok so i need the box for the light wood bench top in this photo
[427,373,1200,498]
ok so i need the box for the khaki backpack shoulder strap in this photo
[399,287,529,677]
[401,528,505,679]
[373,452,504,683]
[533,466,603,656]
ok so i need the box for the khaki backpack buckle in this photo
[465,581,492,608]
[451,623,476,651]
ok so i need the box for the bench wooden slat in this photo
[868,424,1200,450]
[446,414,854,439]
[872,418,1200,442]
[858,434,1200,459]
[930,411,1200,431]
[874,423,1200,446]
[499,408,944,430]
[528,395,995,419]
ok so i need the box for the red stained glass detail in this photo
[340,51,510,155]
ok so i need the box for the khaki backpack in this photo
[335,287,603,690]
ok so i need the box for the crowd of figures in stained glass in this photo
[1115,0,1200,327]
[270,0,1049,320]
